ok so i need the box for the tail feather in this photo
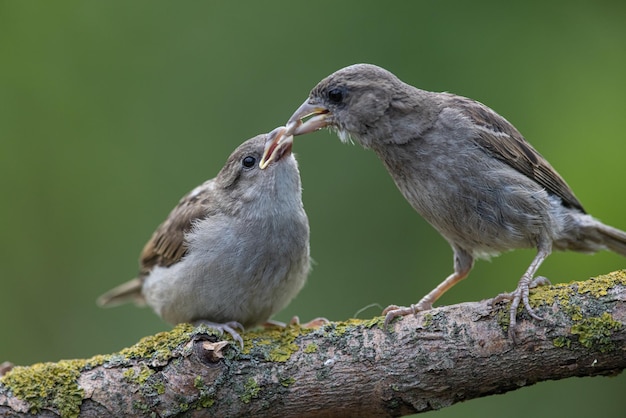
[96,277,145,308]
[597,223,626,257]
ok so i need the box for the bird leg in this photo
[383,248,473,328]
[492,245,552,339]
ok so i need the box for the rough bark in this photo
[1,270,625,418]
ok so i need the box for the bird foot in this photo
[263,316,329,329]
[382,301,433,328]
[300,317,330,328]
[263,319,288,328]
[492,276,550,339]
[193,320,245,348]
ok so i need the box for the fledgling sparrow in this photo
[98,128,310,346]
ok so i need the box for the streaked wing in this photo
[450,96,585,213]
[139,180,216,274]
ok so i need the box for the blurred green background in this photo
[1,1,625,416]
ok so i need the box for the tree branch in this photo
[1,270,625,418]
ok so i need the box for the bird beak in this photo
[284,100,330,137]
[260,100,329,169]
[259,127,294,170]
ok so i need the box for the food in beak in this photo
[284,100,330,137]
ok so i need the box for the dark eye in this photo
[242,156,256,168]
[327,87,344,104]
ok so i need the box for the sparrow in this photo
[98,127,311,346]
[262,63,626,338]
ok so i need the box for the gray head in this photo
[274,64,437,151]
[218,128,301,210]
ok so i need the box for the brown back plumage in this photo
[448,95,586,213]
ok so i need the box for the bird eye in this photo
[327,88,344,104]
[242,156,256,168]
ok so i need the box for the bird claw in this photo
[492,276,551,339]
[263,316,329,329]
[382,302,432,328]
[193,320,245,348]
[298,317,330,328]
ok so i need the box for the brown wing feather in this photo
[450,96,585,213]
[139,180,215,275]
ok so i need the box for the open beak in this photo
[260,100,330,170]
[259,126,294,170]
[284,100,331,137]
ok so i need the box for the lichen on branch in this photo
[1,270,625,418]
